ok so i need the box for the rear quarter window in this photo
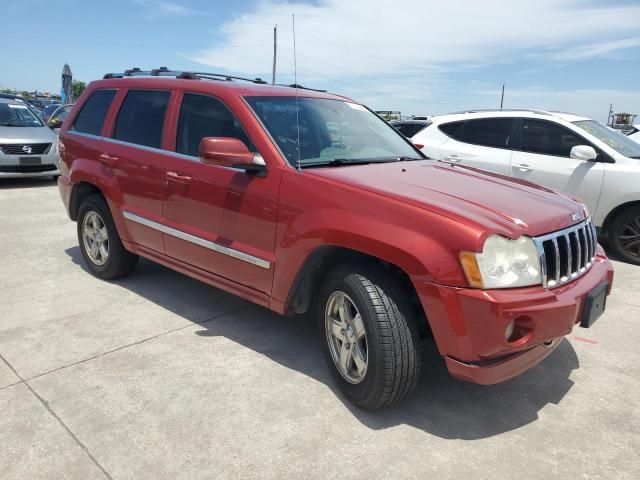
[72,89,117,136]
[438,121,465,141]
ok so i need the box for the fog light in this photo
[505,320,515,341]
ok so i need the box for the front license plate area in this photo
[19,156,42,165]
[581,281,608,328]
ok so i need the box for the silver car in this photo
[0,98,60,179]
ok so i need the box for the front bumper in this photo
[0,152,59,178]
[415,247,614,385]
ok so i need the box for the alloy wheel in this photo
[619,215,640,259]
[82,211,109,266]
[324,291,368,384]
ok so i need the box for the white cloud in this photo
[133,0,202,17]
[184,0,640,120]
[548,37,640,61]
[189,0,640,75]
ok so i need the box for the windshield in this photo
[244,96,422,167]
[0,103,43,127]
[573,120,640,159]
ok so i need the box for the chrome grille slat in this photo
[552,237,560,285]
[574,231,582,271]
[534,218,596,288]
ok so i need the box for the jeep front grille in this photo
[533,219,597,288]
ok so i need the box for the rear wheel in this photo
[77,195,139,279]
[317,263,421,409]
[608,206,640,265]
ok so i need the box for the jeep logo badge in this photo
[22,145,32,154]
[570,212,580,221]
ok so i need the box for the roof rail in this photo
[101,67,329,92]
[447,108,552,116]
[103,67,267,84]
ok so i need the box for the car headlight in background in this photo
[460,235,542,289]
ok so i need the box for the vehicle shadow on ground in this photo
[65,246,579,440]
[0,177,57,189]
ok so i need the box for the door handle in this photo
[99,153,119,166]
[513,163,533,172]
[442,155,461,163]
[166,171,192,184]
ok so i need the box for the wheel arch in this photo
[69,181,105,221]
[284,245,431,338]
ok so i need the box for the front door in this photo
[509,118,605,216]
[161,92,281,294]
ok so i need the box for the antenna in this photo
[293,13,301,171]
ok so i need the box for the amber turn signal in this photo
[459,251,484,288]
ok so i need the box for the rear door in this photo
[509,118,605,214]
[161,92,281,294]
[63,89,117,187]
[102,89,172,253]
[438,118,514,174]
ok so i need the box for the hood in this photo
[0,126,57,143]
[307,160,586,237]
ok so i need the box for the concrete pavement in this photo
[1,178,639,479]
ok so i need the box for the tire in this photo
[608,206,640,265]
[77,194,139,279]
[317,263,422,410]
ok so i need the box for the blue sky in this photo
[3,0,639,121]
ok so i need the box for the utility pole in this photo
[500,83,505,109]
[272,25,277,85]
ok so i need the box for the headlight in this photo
[460,235,542,289]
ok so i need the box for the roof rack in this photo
[102,67,324,92]
[103,67,268,84]
[447,108,552,116]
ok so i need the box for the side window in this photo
[72,89,116,135]
[395,123,428,138]
[521,119,584,157]
[113,90,170,149]
[176,93,251,157]
[439,121,465,141]
[462,118,513,148]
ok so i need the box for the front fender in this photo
[271,170,482,306]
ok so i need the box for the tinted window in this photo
[462,118,513,148]
[521,119,584,157]
[176,93,251,157]
[114,90,170,149]
[439,121,464,141]
[394,123,430,138]
[73,90,116,135]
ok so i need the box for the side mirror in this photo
[48,118,63,129]
[570,145,597,161]
[198,137,266,175]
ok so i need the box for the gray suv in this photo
[0,99,59,179]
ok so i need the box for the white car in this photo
[627,125,640,143]
[414,109,640,264]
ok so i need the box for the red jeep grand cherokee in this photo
[57,68,614,409]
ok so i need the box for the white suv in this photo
[414,109,640,265]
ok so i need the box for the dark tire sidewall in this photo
[317,268,393,408]
[609,207,640,265]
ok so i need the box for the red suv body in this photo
[57,71,614,409]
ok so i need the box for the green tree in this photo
[20,91,33,100]
[71,80,86,101]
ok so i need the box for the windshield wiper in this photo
[301,156,422,168]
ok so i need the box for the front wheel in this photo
[317,264,422,410]
[608,206,640,265]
